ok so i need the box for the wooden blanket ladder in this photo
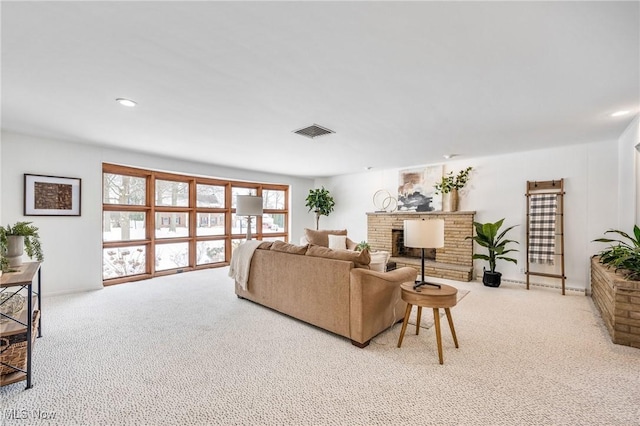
[525,179,566,294]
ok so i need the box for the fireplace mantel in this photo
[367,211,475,281]
[367,211,476,216]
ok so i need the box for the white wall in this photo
[316,140,622,292]
[0,131,315,295]
[0,135,3,227]
[637,144,640,225]
[4,119,637,294]
[618,115,640,230]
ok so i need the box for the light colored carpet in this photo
[1,268,639,425]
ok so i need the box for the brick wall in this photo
[367,211,475,281]
[591,257,640,349]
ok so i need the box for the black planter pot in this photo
[482,270,502,287]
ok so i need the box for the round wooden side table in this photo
[397,282,459,365]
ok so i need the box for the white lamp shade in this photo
[236,195,263,216]
[404,219,445,248]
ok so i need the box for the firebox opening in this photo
[391,229,436,260]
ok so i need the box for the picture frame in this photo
[397,165,443,212]
[24,174,81,216]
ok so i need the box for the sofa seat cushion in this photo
[306,244,371,269]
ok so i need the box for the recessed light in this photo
[364,166,373,171]
[116,98,137,107]
[611,110,630,117]
[443,154,457,159]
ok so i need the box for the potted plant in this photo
[355,241,371,251]
[591,225,640,348]
[0,255,8,275]
[434,166,473,212]
[593,225,640,280]
[305,187,335,230]
[0,221,44,268]
[467,218,518,287]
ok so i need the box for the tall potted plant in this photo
[467,218,518,287]
[434,166,473,212]
[0,221,44,269]
[305,187,335,230]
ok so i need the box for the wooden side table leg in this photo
[397,303,413,348]
[433,308,443,365]
[445,307,459,348]
[416,306,422,335]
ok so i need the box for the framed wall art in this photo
[24,174,81,216]
[397,165,443,212]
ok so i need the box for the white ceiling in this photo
[2,1,638,178]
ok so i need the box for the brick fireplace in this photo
[367,211,475,281]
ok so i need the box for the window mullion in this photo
[148,173,156,276]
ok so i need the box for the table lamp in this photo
[236,195,263,240]
[404,218,445,289]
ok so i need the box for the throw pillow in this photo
[328,234,347,250]
[270,240,308,255]
[304,228,348,247]
[305,244,371,269]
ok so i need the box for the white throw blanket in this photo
[228,240,263,290]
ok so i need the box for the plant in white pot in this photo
[466,218,518,287]
[434,166,473,212]
[0,221,44,268]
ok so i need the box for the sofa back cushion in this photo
[270,240,308,255]
[306,244,371,269]
[304,228,348,247]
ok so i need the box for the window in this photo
[102,164,289,285]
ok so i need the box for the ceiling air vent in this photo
[293,124,335,139]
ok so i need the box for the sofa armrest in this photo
[349,267,418,345]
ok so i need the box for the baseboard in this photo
[497,277,587,295]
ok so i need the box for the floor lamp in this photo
[236,195,263,240]
[404,219,445,290]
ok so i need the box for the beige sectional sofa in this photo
[234,239,417,347]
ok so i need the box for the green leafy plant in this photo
[593,225,640,281]
[0,221,44,267]
[305,187,335,230]
[0,255,9,273]
[355,241,371,251]
[434,166,473,195]
[466,218,518,273]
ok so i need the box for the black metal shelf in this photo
[1,262,42,389]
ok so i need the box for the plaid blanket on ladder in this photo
[528,194,557,265]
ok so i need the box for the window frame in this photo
[102,163,289,285]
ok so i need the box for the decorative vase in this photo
[6,235,24,267]
[447,189,459,212]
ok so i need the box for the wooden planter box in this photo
[590,257,640,349]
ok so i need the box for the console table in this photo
[0,262,42,389]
